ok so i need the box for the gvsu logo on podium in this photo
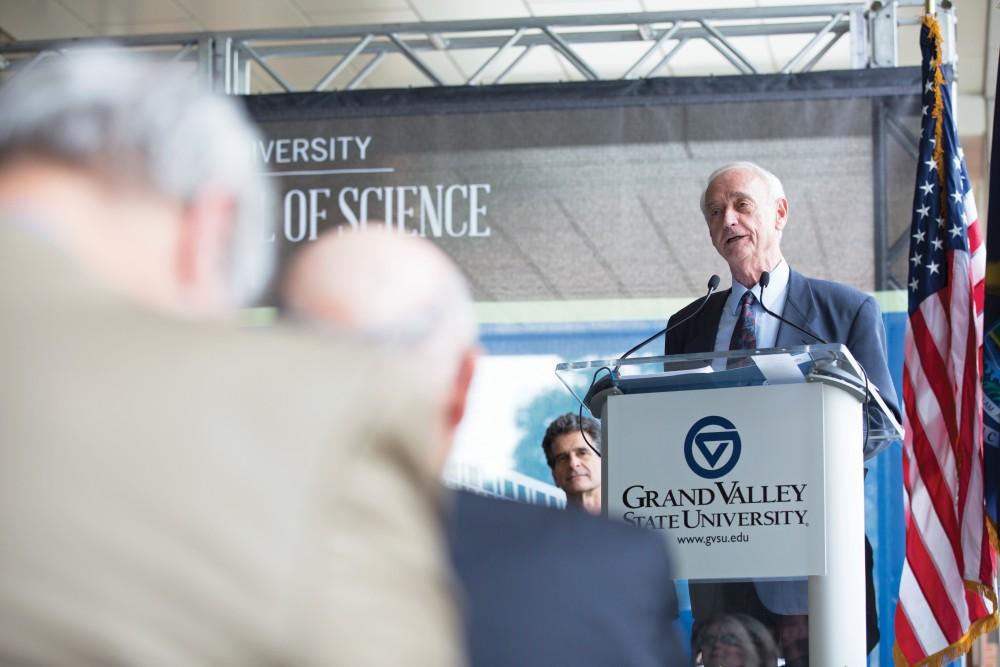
[684,416,742,479]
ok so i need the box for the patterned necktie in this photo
[729,290,758,352]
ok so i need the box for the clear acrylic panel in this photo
[555,343,903,458]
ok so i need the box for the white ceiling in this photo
[0,1,992,121]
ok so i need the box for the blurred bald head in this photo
[283,227,478,455]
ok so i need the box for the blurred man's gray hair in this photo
[699,161,786,218]
[0,48,274,306]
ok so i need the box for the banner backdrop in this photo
[246,69,921,303]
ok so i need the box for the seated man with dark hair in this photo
[541,412,603,514]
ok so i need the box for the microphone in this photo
[583,274,721,417]
[758,271,828,344]
[758,274,879,455]
[617,274,722,362]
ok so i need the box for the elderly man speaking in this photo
[663,161,898,657]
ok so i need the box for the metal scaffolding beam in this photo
[0,1,956,94]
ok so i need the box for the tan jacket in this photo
[0,224,463,666]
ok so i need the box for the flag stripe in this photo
[904,386,960,561]
[908,304,960,491]
[899,548,957,650]
[910,304,960,441]
[895,609,923,665]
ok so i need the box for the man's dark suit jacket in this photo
[665,268,899,419]
[663,267,894,652]
[448,491,685,667]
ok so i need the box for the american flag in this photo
[893,15,997,667]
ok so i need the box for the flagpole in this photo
[925,0,935,16]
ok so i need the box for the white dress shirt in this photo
[713,258,790,352]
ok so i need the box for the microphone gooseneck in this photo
[760,272,872,453]
[583,274,721,419]
[617,274,721,362]
[757,270,828,344]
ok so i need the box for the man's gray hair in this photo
[0,48,275,306]
[699,161,786,218]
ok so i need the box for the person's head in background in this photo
[0,48,274,319]
[541,412,602,514]
[775,613,808,667]
[282,225,479,468]
[694,613,779,667]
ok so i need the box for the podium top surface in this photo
[555,344,903,456]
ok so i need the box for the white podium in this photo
[556,344,902,667]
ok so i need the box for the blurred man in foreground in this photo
[540,412,603,514]
[283,227,685,667]
[0,51,460,666]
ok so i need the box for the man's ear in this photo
[446,347,478,434]
[430,347,479,472]
[774,197,789,231]
[176,189,236,305]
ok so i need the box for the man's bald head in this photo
[283,226,478,399]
